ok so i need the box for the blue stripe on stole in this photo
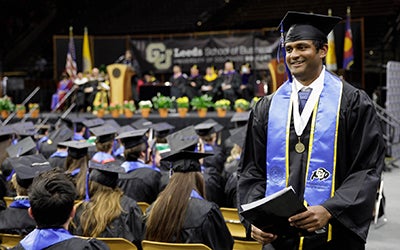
[20,228,74,250]
[9,199,31,208]
[50,151,68,158]
[122,161,160,173]
[190,189,204,200]
[266,70,342,206]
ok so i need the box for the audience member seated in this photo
[89,125,118,164]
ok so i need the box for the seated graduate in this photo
[145,127,234,250]
[59,140,93,199]
[89,125,118,164]
[0,155,52,235]
[0,125,15,198]
[46,126,74,169]
[71,161,144,250]
[12,169,109,250]
[113,125,135,161]
[117,129,161,204]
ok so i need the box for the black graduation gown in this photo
[12,237,109,250]
[237,81,385,250]
[186,74,202,99]
[71,195,144,250]
[218,72,242,104]
[0,207,36,235]
[203,144,226,174]
[169,75,188,98]
[203,167,226,207]
[118,167,161,204]
[48,156,67,170]
[224,172,238,208]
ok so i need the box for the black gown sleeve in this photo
[126,199,145,250]
[201,203,234,250]
[322,85,385,242]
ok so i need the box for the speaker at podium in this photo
[107,64,135,105]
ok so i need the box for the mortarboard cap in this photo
[58,140,93,159]
[116,129,148,149]
[6,137,37,157]
[82,118,105,128]
[152,122,175,139]
[118,125,135,134]
[230,111,250,123]
[194,119,223,136]
[166,126,199,153]
[161,150,212,173]
[48,125,74,145]
[227,126,247,148]
[62,117,85,129]
[279,11,342,43]
[0,125,15,142]
[104,119,121,130]
[131,118,153,130]
[88,160,125,188]
[13,122,36,138]
[90,125,117,143]
[11,154,52,189]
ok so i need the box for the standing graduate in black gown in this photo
[71,161,144,250]
[238,11,385,250]
[12,170,109,250]
[145,127,233,250]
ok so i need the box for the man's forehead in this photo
[285,40,314,47]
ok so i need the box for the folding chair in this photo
[142,240,211,250]
[220,207,246,238]
[233,239,263,250]
[0,233,23,249]
[96,237,137,250]
[137,202,150,215]
[3,197,13,207]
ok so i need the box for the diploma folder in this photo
[240,186,308,237]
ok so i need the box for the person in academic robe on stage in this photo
[74,72,89,112]
[186,64,202,99]
[237,11,385,250]
[239,63,256,101]
[59,141,93,200]
[145,128,233,250]
[169,64,188,98]
[71,161,144,250]
[92,73,110,111]
[201,65,221,100]
[116,49,141,102]
[51,72,74,111]
[12,169,109,250]
[217,60,241,104]
[0,155,51,236]
[117,129,161,204]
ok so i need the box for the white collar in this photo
[293,66,325,93]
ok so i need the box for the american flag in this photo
[65,26,77,78]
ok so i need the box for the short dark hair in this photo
[312,40,326,52]
[29,169,77,228]
[124,142,147,161]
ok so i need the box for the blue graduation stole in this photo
[70,168,81,177]
[73,133,85,141]
[190,189,204,200]
[49,151,68,158]
[20,228,74,250]
[266,70,342,206]
[91,152,115,164]
[122,161,160,173]
[9,199,30,209]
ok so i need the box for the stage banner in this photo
[131,33,280,73]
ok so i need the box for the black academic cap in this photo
[6,137,37,157]
[88,160,125,188]
[11,154,52,189]
[118,125,135,134]
[194,119,223,136]
[279,11,342,43]
[58,140,93,159]
[47,125,74,145]
[13,122,36,138]
[131,118,153,130]
[116,129,148,149]
[62,117,85,129]
[152,122,175,139]
[82,118,105,128]
[90,125,117,143]
[0,125,15,142]
[230,111,250,123]
[166,126,199,153]
[227,126,247,148]
[161,150,212,173]
[104,119,121,130]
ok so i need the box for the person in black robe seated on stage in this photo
[239,63,256,101]
[117,129,161,204]
[186,64,202,99]
[0,155,52,235]
[59,141,93,200]
[201,65,221,100]
[12,169,109,250]
[89,125,118,164]
[218,60,241,104]
[71,161,144,250]
[169,64,188,98]
[145,128,233,250]
[238,11,385,249]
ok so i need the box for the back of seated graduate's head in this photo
[29,169,77,228]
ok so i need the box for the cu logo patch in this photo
[310,167,330,181]
[146,43,173,70]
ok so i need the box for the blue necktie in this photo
[298,88,312,114]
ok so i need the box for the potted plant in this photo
[138,100,153,118]
[109,102,122,118]
[214,99,231,117]
[0,96,15,119]
[93,103,105,118]
[176,96,189,118]
[234,98,250,112]
[152,92,175,118]
[190,94,213,118]
[15,104,26,119]
[28,103,39,118]
[123,100,136,118]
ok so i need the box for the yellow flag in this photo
[82,27,92,74]
[326,9,337,71]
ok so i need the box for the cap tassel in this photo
[279,23,293,83]
[84,168,90,202]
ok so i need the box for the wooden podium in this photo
[107,64,135,105]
